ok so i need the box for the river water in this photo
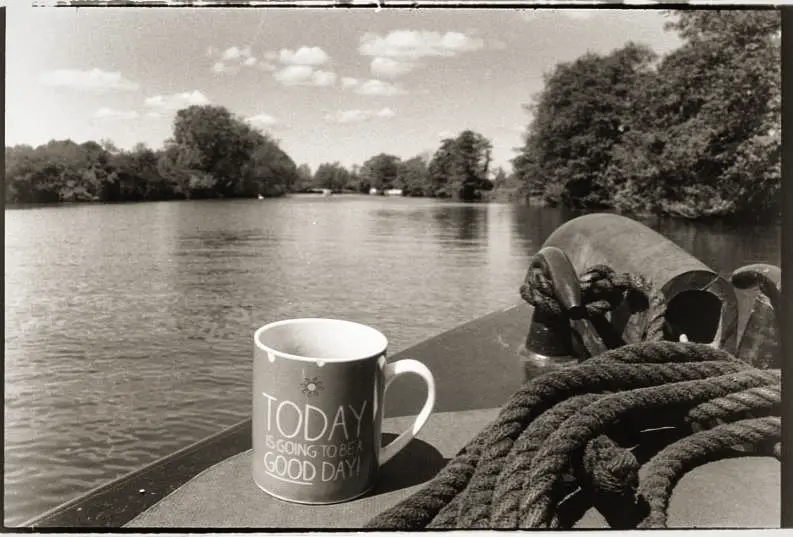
[3,195,780,526]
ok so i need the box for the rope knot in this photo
[582,435,640,498]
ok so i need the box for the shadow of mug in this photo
[368,432,448,497]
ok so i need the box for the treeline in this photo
[298,129,495,201]
[5,105,299,204]
[507,10,781,219]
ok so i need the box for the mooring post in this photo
[520,246,586,379]
[542,213,738,353]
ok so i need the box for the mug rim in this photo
[254,317,388,363]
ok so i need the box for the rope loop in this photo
[366,261,781,530]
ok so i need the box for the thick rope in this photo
[366,258,781,530]
[686,385,781,428]
[518,369,779,528]
[366,342,752,529]
[637,416,781,528]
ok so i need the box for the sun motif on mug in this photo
[301,377,324,397]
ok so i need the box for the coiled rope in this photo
[366,259,781,530]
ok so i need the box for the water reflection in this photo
[651,216,781,276]
[430,203,488,243]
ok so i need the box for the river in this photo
[3,195,781,526]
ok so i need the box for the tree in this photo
[396,156,430,197]
[513,42,658,209]
[293,164,313,192]
[312,162,351,192]
[428,139,456,198]
[360,153,401,192]
[604,10,781,218]
[448,130,492,200]
[427,131,494,200]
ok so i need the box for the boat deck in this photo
[126,408,779,529]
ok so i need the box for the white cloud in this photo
[371,57,416,78]
[360,30,484,60]
[274,65,337,87]
[40,68,139,92]
[325,107,395,124]
[209,45,258,74]
[437,130,454,139]
[361,30,484,79]
[345,79,406,97]
[246,113,279,127]
[94,107,139,120]
[278,46,330,66]
[144,90,210,110]
[222,45,252,61]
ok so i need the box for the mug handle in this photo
[378,358,436,466]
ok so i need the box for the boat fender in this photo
[542,213,738,354]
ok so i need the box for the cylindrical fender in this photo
[542,213,738,353]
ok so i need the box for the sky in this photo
[6,5,685,172]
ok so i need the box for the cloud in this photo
[40,68,139,92]
[94,107,139,120]
[371,57,416,78]
[360,30,484,79]
[246,113,279,127]
[209,45,260,75]
[437,130,454,139]
[278,46,330,66]
[325,107,395,124]
[274,65,337,87]
[222,45,252,61]
[144,90,210,110]
[343,78,406,96]
[360,30,484,60]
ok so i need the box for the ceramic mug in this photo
[252,318,436,504]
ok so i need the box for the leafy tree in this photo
[448,130,492,200]
[293,164,313,192]
[396,155,430,197]
[605,10,780,218]
[513,42,658,209]
[312,162,351,192]
[428,131,493,200]
[360,153,401,192]
[427,138,457,198]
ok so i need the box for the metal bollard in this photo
[541,213,738,354]
[520,246,586,380]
